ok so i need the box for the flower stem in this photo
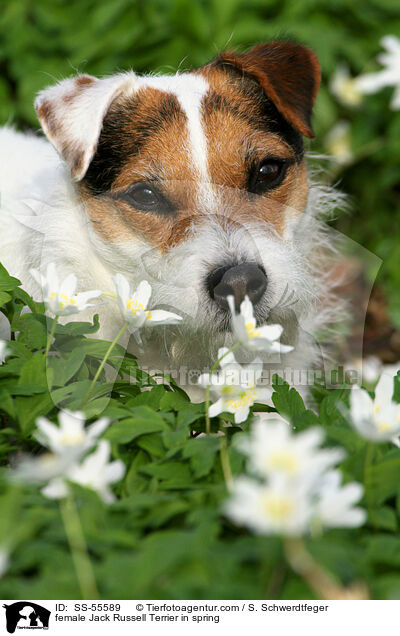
[45,316,58,357]
[59,494,99,599]
[83,322,129,405]
[283,537,368,600]
[205,342,242,435]
[364,442,376,526]
[219,432,233,491]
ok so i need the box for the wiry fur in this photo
[0,45,346,394]
[0,125,345,384]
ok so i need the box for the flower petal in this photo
[132,280,152,307]
[208,398,224,419]
[147,309,182,325]
[87,417,110,441]
[60,273,77,298]
[375,370,396,405]
[240,296,255,325]
[113,273,130,303]
[257,324,283,342]
[41,477,69,500]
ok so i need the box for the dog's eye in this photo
[121,182,174,215]
[130,184,159,207]
[248,158,290,194]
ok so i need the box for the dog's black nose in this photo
[207,262,268,311]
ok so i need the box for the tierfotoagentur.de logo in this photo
[2,602,51,633]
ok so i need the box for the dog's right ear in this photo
[216,41,321,138]
[35,73,137,181]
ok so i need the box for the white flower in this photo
[238,416,345,485]
[324,121,354,166]
[225,476,313,536]
[0,339,9,365]
[330,64,363,106]
[35,410,110,460]
[42,440,126,503]
[198,348,271,424]
[0,546,10,578]
[349,367,400,445]
[0,312,11,340]
[113,274,182,344]
[11,452,72,484]
[315,470,366,529]
[353,356,382,385]
[228,296,293,355]
[356,35,400,109]
[30,262,102,316]
[12,411,110,484]
[225,419,366,537]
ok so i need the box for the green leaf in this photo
[272,376,318,429]
[0,387,15,417]
[369,453,400,504]
[55,314,100,336]
[0,264,21,292]
[105,408,167,444]
[159,390,191,411]
[183,437,220,478]
[369,506,398,531]
[48,348,86,386]
[366,535,400,567]
[13,314,47,350]
[18,354,47,389]
[0,291,11,307]
[141,461,192,488]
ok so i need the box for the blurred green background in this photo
[1,0,400,334]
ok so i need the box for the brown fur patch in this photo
[82,61,311,249]
[76,75,95,86]
[216,41,320,138]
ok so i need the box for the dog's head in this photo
[35,42,321,364]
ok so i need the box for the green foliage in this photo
[0,263,400,600]
[1,1,400,599]
[1,0,400,321]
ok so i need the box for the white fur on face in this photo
[135,74,215,210]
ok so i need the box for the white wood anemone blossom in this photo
[42,440,126,504]
[330,64,363,107]
[0,340,9,365]
[224,416,366,537]
[237,415,345,486]
[197,347,272,424]
[30,262,102,316]
[113,274,182,344]
[227,295,293,355]
[349,368,400,445]
[35,410,110,460]
[11,411,111,483]
[356,35,400,110]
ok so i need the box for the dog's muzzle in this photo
[206,262,268,311]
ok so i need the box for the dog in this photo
[0,41,343,391]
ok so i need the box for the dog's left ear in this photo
[216,41,321,138]
[35,73,137,181]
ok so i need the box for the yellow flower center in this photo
[126,299,152,319]
[261,495,294,522]
[341,79,362,105]
[268,452,299,475]
[227,388,256,410]
[60,432,85,446]
[245,323,261,339]
[377,422,392,433]
[48,292,76,310]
